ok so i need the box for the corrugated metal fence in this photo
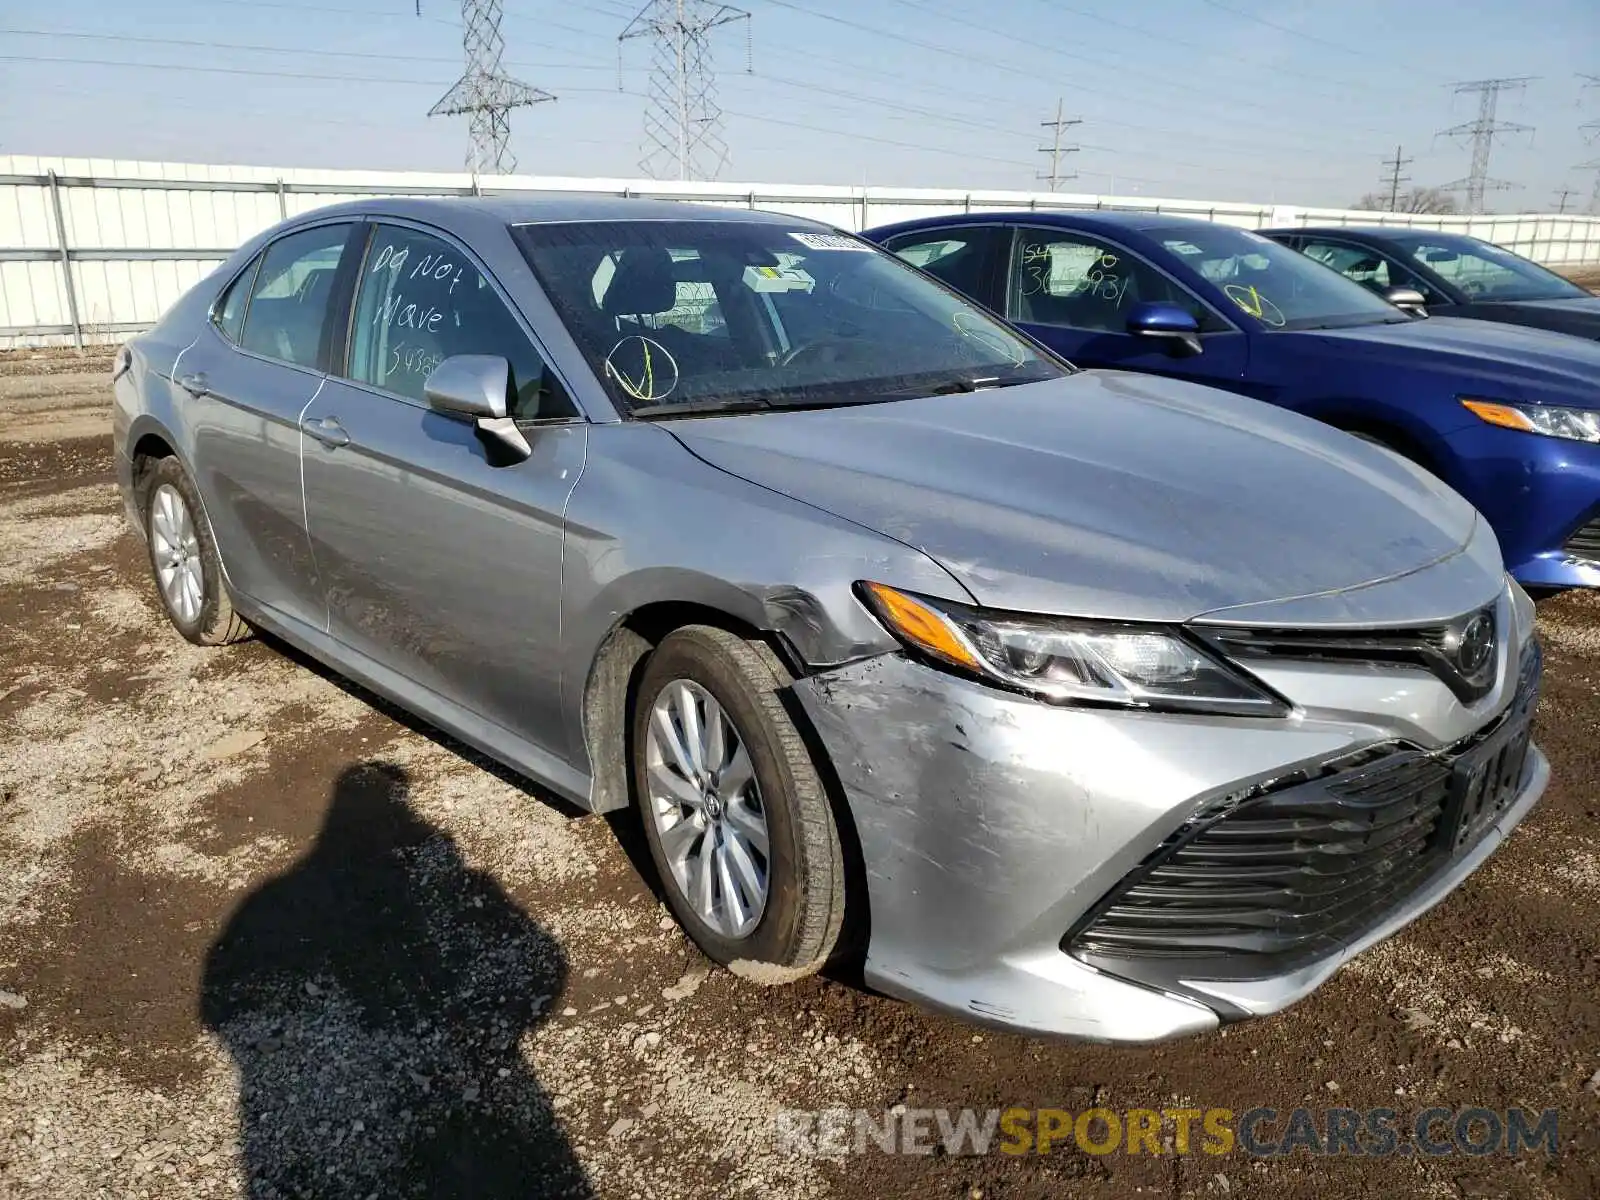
[4,155,1599,348]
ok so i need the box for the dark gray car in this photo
[1265,226,1600,339]
[112,198,1546,1041]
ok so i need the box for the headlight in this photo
[1461,397,1600,443]
[859,582,1289,716]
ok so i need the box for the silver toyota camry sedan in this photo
[112,197,1546,1042]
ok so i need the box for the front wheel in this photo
[142,456,250,646]
[631,626,845,978]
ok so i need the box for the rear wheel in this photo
[631,625,844,977]
[141,457,250,646]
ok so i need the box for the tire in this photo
[141,456,251,646]
[631,625,845,978]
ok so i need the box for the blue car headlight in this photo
[859,582,1288,716]
[1462,397,1600,443]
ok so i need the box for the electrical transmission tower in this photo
[619,0,752,181]
[429,0,554,175]
[1037,99,1082,192]
[1380,144,1413,211]
[1438,76,1535,213]
[1581,74,1600,142]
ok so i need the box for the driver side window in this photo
[1005,229,1224,333]
[347,224,572,420]
[1300,239,1442,304]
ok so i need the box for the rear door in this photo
[1000,225,1249,384]
[299,220,587,761]
[177,220,358,629]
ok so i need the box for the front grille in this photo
[1564,517,1600,563]
[1067,644,1540,984]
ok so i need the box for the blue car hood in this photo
[1295,315,1600,398]
[669,370,1481,623]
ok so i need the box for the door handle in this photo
[177,372,210,397]
[300,415,350,448]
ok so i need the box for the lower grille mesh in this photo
[1069,645,1541,980]
[1564,518,1600,563]
[1073,753,1451,962]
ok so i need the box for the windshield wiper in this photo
[629,397,774,419]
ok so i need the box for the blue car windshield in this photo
[1388,233,1588,303]
[1157,226,1406,331]
[514,220,1064,415]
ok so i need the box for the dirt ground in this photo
[2,354,1599,1200]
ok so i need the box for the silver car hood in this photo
[669,370,1479,623]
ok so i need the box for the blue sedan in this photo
[864,211,1600,591]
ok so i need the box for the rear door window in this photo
[239,224,354,369]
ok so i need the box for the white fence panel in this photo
[3,155,1597,348]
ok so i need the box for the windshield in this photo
[1389,233,1588,303]
[1156,225,1405,331]
[514,220,1064,415]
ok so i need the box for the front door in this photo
[178,221,357,630]
[298,222,587,761]
[1002,226,1249,386]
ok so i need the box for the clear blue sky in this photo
[1,0,1596,210]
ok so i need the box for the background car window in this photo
[885,227,1006,307]
[1300,240,1441,303]
[348,225,563,420]
[1008,229,1223,333]
[239,225,351,368]
[213,256,260,344]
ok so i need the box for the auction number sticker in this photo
[789,232,872,251]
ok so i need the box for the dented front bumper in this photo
[792,645,1547,1043]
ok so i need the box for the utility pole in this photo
[619,0,752,181]
[429,0,554,174]
[1438,76,1536,213]
[1580,158,1600,215]
[1552,185,1576,213]
[1381,144,1412,211]
[1036,98,1081,192]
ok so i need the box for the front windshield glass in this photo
[1156,225,1404,331]
[1391,233,1588,303]
[515,220,1065,415]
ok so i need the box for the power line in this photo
[428,0,554,174]
[1437,77,1535,214]
[1037,99,1081,192]
[618,0,751,181]
[1381,144,1413,211]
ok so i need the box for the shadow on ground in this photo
[200,760,592,1199]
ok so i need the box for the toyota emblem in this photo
[1453,611,1496,679]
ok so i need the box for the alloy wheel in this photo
[644,678,771,939]
[149,482,204,626]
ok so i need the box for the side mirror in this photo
[1383,286,1429,318]
[1126,301,1203,356]
[423,354,531,462]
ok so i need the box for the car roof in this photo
[1261,225,1452,241]
[869,208,1233,240]
[279,194,832,237]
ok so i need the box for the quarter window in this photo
[239,224,352,368]
[347,225,563,419]
[213,255,260,344]
[1006,229,1224,333]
